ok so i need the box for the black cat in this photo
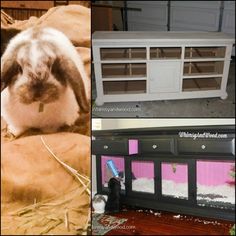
[105,177,121,213]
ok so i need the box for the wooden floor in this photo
[106,208,234,235]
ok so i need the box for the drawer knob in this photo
[201,145,206,150]
[103,145,109,149]
[152,144,157,149]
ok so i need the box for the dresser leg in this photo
[95,98,104,106]
[220,93,228,100]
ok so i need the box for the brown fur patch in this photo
[16,82,60,104]
[1,60,20,91]
[1,42,30,91]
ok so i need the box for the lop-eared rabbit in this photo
[1,27,90,137]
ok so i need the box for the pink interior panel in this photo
[101,156,124,185]
[131,161,154,178]
[129,139,138,155]
[162,163,188,183]
[197,161,234,186]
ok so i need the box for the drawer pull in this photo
[103,145,109,149]
[152,144,157,149]
[201,144,206,150]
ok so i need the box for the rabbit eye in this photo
[18,65,23,74]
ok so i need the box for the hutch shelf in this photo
[92,31,234,105]
[92,125,235,221]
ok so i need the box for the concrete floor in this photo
[92,60,235,118]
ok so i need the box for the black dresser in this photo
[92,125,235,221]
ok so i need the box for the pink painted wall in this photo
[101,156,124,184]
[162,163,188,183]
[131,161,154,178]
[197,161,234,186]
[101,156,234,187]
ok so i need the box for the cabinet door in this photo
[161,161,190,200]
[100,156,126,193]
[126,159,157,199]
[196,160,235,210]
[149,61,181,93]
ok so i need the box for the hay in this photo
[1,185,91,234]
[40,136,91,195]
[2,187,90,235]
[1,10,15,26]
[1,136,91,235]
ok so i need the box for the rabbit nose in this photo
[32,82,44,97]
[33,81,43,89]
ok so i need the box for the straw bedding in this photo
[1,131,91,235]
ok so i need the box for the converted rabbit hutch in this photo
[92,31,234,105]
[92,125,235,221]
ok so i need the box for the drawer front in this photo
[92,140,128,155]
[178,138,235,155]
[140,138,174,154]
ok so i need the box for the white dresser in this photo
[92,31,234,106]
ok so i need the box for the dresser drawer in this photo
[140,138,174,154]
[177,138,235,155]
[92,139,138,155]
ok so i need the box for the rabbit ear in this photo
[1,28,23,91]
[52,55,89,113]
[1,56,20,91]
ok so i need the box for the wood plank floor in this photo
[106,208,234,235]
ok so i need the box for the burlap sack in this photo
[1,133,90,235]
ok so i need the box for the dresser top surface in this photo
[92,125,235,137]
[92,31,234,43]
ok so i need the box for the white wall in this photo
[127,1,235,55]
[127,1,168,31]
[170,1,221,31]
[127,1,235,33]
[92,118,235,195]
[222,1,235,55]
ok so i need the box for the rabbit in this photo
[1,27,90,137]
[92,194,108,214]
